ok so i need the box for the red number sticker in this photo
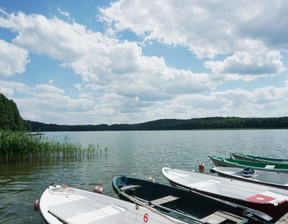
[143,213,149,223]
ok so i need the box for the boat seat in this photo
[246,191,288,205]
[48,204,126,224]
[150,195,180,206]
[187,180,222,194]
[265,165,275,169]
[120,184,141,191]
[200,210,244,224]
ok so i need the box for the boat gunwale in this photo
[232,153,288,163]
[161,167,288,222]
[211,166,288,190]
[210,156,288,173]
[112,174,264,224]
[39,184,184,224]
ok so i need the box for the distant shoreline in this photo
[26,116,288,132]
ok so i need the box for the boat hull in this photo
[39,184,183,224]
[162,167,288,222]
[210,156,288,173]
[113,175,272,223]
[212,166,288,190]
[232,153,288,163]
[169,179,288,222]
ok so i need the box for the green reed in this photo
[0,130,107,162]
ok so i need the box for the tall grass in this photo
[0,130,107,162]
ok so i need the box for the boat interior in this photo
[228,168,288,184]
[47,199,126,224]
[163,169,288,205]
[115,177,249,224]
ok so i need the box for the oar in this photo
[201,193,273,222]
[118,190,187,224]
[118,190,205,224]
[134,195,207,224]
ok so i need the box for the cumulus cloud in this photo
[34,84,65,94]
[205,50,285,77]
[0,87,14,97]
[0,80,98,124]
[100,0,288,56]
[0,10,216,103]
[100,0,288,79]
[1,1,288,124]
[57,8,71,20]
[167,85,288,119]
[0,80,33,95]
[0,39,30,76]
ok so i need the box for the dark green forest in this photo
[28,116,288,132]
[0,93,30,131]
[1,93,288,132]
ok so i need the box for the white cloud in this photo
[100,0,288,79]
[0,87,14,97]
[0,80,33,95]
[0,80,98,124]
[166,85,288,119]
[1,2,288,125]
[34,84,65,94]
[0,39,30,76]
[254,86,288,104]
[100,0,288,56]
[205,50,285,77]
[0,10,217,103]
[57,8,71,20]
[2,77,288,124]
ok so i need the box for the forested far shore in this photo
[27,116,288,132]
[1,93,288,132]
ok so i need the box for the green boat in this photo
[112,175,272,224]
[210,156,288,173]
[231,153,288,163]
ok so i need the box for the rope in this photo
[151,173,160,178]
[97,175,115,186]
[48,184,75,196]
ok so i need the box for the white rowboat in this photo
[211,166,288,189]
[39,184,186,224]
[162,167,288,222]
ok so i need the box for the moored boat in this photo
[210,156,288,173]
[231,153,288,163]
[39,183,186,224]
[211,166,288,189]
[112,174,272,223]
[162,167,288,222]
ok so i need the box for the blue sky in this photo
[1,0,288,125]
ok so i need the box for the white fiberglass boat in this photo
[162,167,288,222]
[211,166,288,189]
[39,184,185,224]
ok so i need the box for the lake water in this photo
[0,129,288,223]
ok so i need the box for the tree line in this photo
[28,116,288,132]
[0,93,31,131]
[1,93,288,132]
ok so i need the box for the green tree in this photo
[0,94,24,131]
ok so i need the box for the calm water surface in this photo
[0,130,287,223]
